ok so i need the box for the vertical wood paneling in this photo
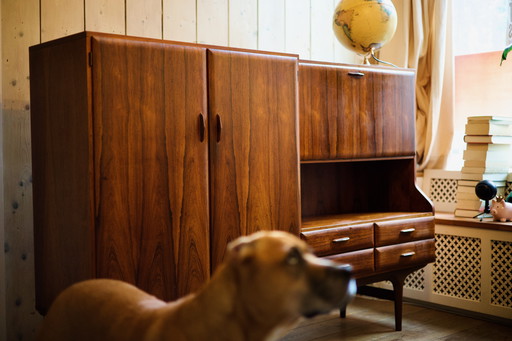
[163,0,197,42]
[229,0,258,49]
[1,0,361,338]
[197,0,228,45]
[285,0,311,58]
[2,0,42,340]
[0,5,5,340]
[41,0,84,42]
[85,0,125,34]
[311,0,335,62]
[126,0,162,39]
[258,0,285,52]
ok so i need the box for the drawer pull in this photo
[348,71,365,78]
[332,237,350,243]
[400,251,416,257]
[400,228,416,233]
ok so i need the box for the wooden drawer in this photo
[374,216,434,247]
[325,248,374,277]
[375,239,435,272]
[301,223,374,256]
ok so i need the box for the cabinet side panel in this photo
[29,36,93,314]
[208,49,301,269]
[92,37,209,300]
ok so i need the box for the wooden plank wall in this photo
[1,0,357,340]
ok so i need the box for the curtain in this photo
[381,0,452,171]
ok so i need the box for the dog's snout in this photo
[327,263,352,279]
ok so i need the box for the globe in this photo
[333,0,397,57]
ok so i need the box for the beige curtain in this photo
[381,0,452,171]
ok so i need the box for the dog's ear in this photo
[227,236,255,265]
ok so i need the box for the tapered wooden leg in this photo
[390,272,408,332]
[339,307,346,318]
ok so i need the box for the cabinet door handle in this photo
[400,228,416,233]
[198,113,206,142]
[216,114,222,143]
[400,251,415,257]
[348,71,365,78]
[332,237,350,243]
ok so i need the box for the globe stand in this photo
[362,48,397,68]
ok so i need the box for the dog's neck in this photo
[163,261,297,341]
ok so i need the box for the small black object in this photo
[473,180,498,220]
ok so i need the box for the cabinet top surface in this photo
[302,212,434,231]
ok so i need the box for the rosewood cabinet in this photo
[298,61,435,331]
[29,32,300,314]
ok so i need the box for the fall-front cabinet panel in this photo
[208,49,301,269]
[91,37,210,300]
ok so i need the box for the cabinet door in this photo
[299,62,416,160]
[91,36,209,300]
[208,49,301,269]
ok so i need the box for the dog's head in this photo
[226,231,356,321]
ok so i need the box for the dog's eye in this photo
[285,247,302,266]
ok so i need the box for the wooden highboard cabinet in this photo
[29,32,301,314]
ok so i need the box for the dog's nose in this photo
[328,263,352,279]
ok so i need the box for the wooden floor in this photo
[280,296,512,341]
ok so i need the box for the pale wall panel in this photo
[0,2,5,339]
[258,0,285,52]
[229,0,258,49]
[41,0,84,42]
[86,0,125,34]
[163,0,196,42]
[2,0,42,340]
[127,0,162,39]
[311,0,335,62]
[285,0,311,59]
[197,0,228,45]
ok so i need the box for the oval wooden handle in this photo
[198,113,206,142]
[216,114,222,143]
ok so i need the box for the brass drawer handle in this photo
[332,237,350,243]
[400,251,416,257]
[400,228,416,233]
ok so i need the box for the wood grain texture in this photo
[208,49,301,269]
[163,0,197,42]
[3,0,42,339]
[301,223,374,256]
[30,33,93,315]
[41,0,84,42]
[229,0,258,49]
[85,0,125,34]
[281,295,512,340]
[126,0,162,39]
[299,62,416,160]
[375,239,436,272]
[374,216,435,247]
[300,159,432,218]
[325,248,375,277]
[92,36,209,300]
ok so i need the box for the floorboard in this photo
[280,296,512,341]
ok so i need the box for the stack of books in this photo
[455,116,512,218]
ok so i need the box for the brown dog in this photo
[37,231,355,341]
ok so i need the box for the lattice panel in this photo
[404,268,425,291]
[429,178,458,204]
[505,181,512,198]
[491,240,512,308]
[433,234,481,301]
